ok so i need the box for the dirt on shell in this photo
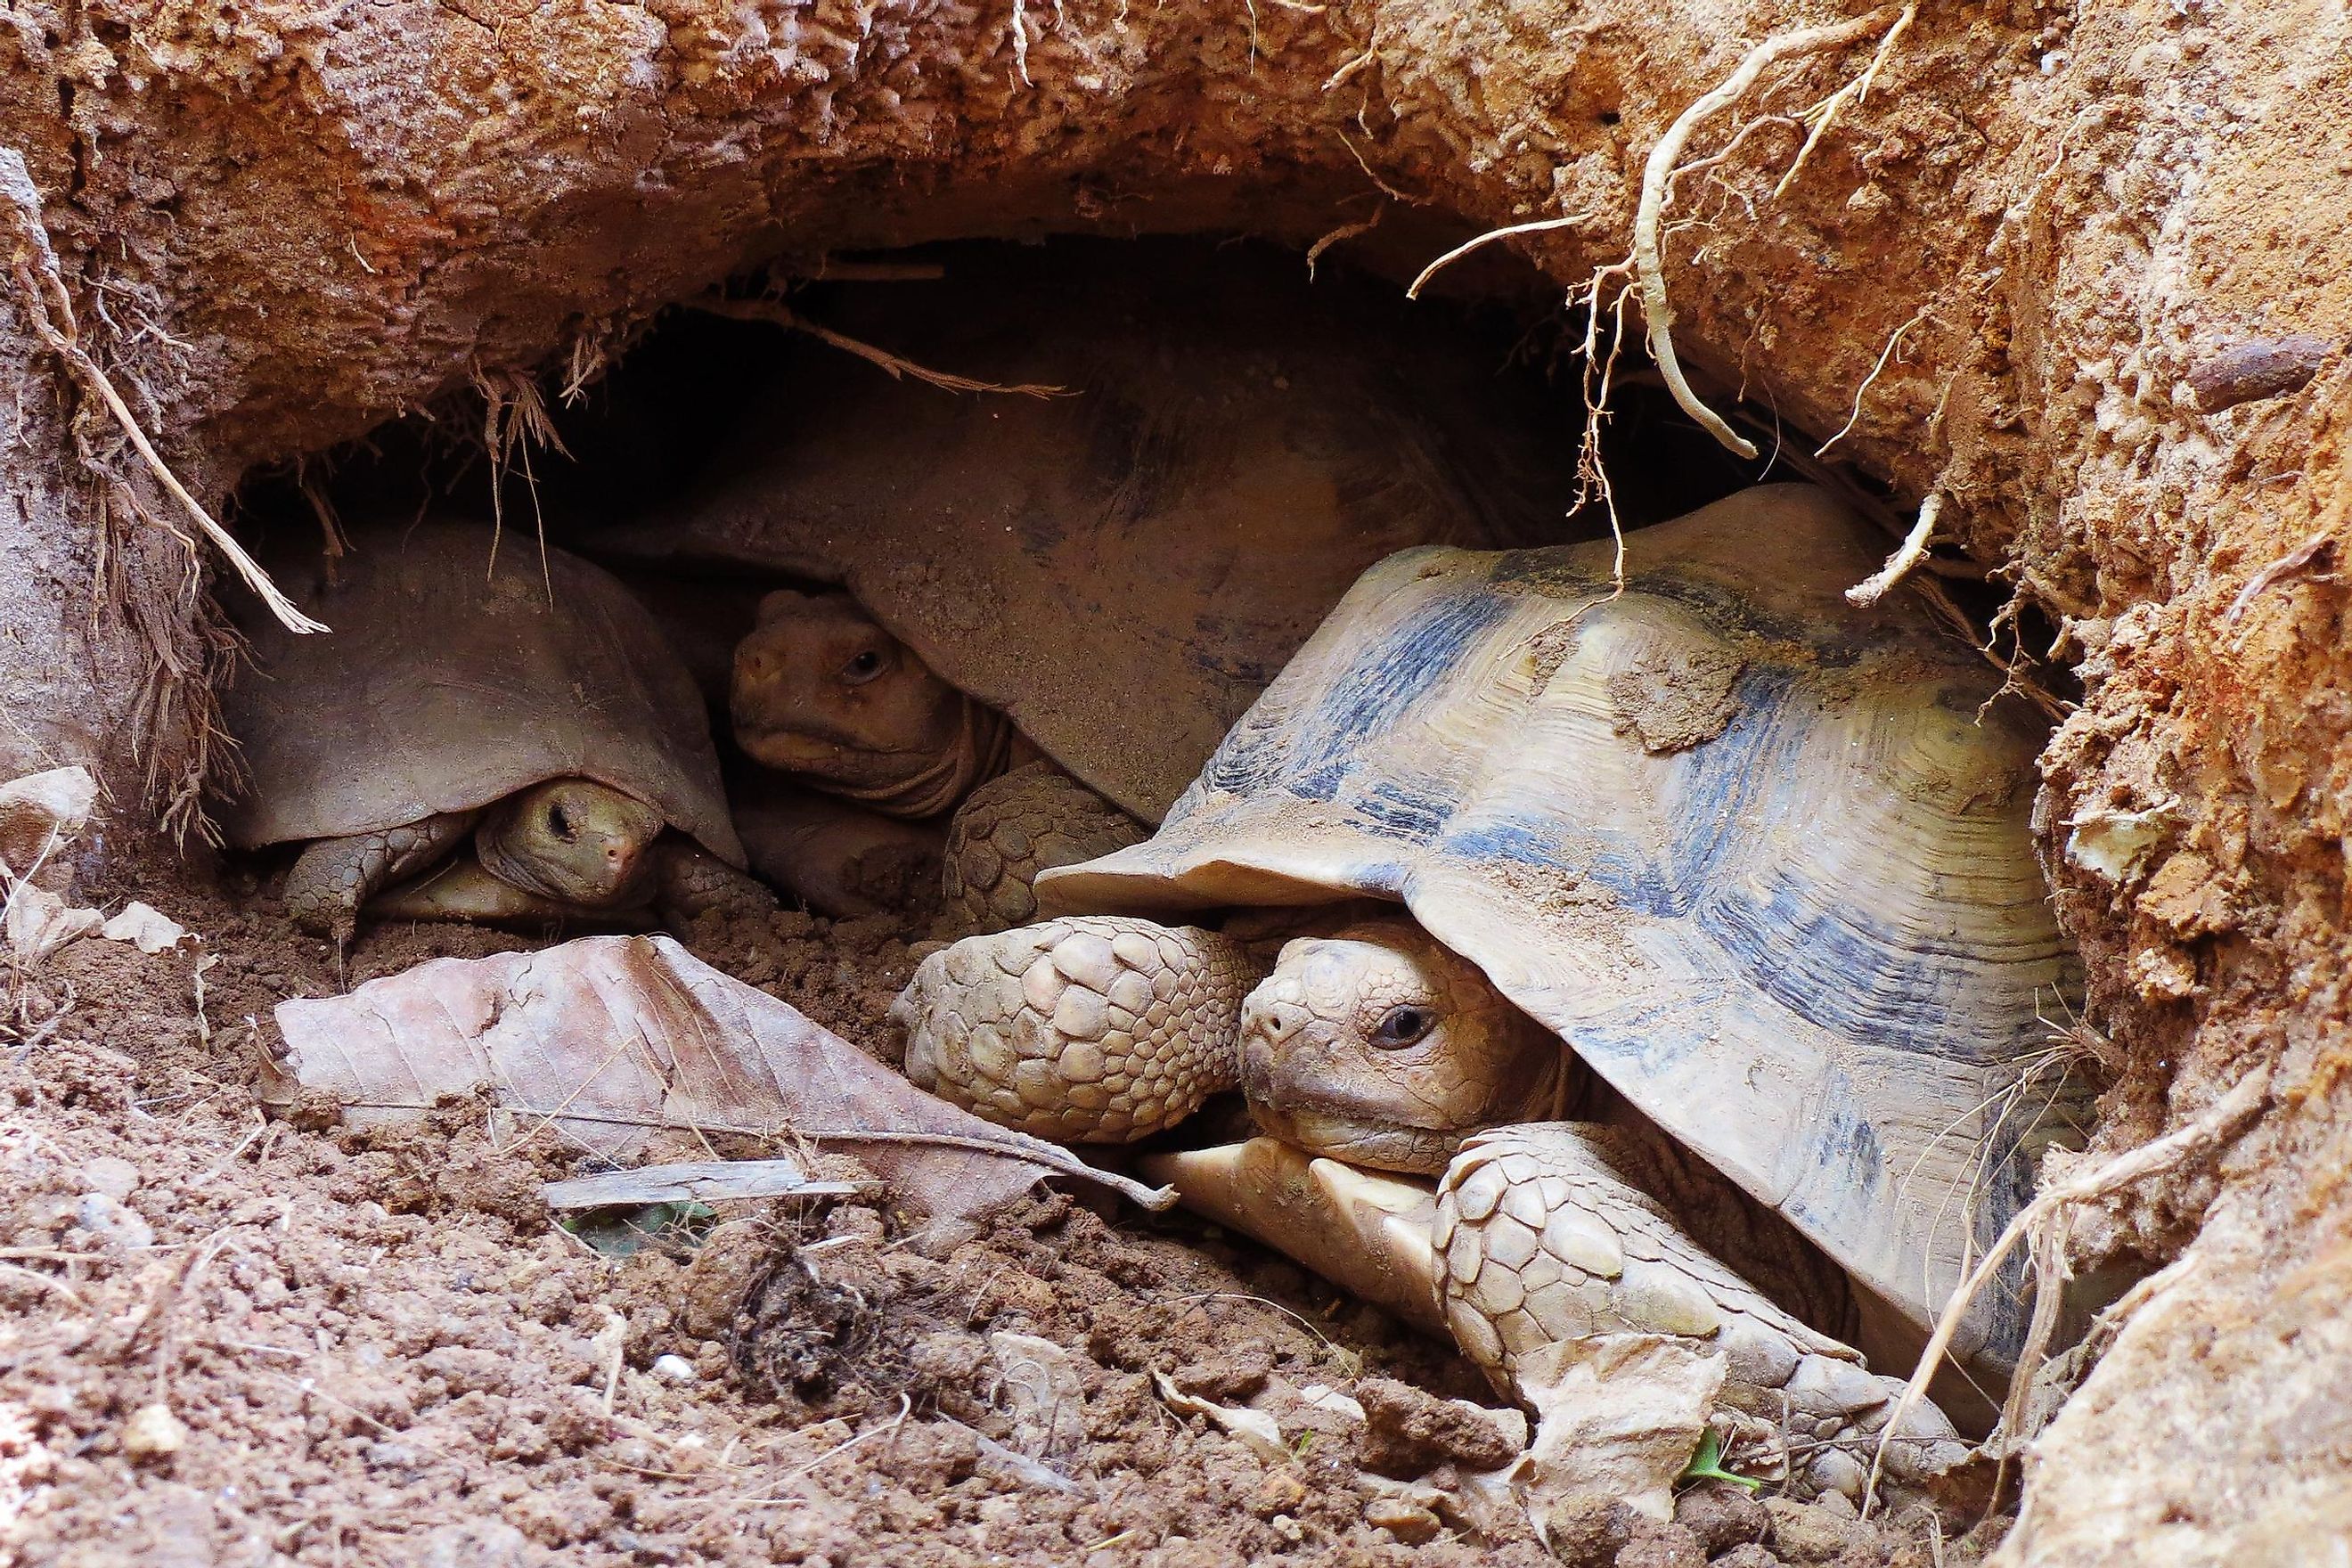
[0,858,1972,1566]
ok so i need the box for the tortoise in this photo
[889,486,2087,1507]
[219,520,775,947]
[594,261,1573,927]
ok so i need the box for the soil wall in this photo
[2,2,2348,1559]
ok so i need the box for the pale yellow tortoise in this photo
[220,520,774,948]
[890,487,2088,1514]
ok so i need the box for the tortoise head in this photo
[477,778,665,905]
[1238,919,1574,1175]
[729,590,980,817]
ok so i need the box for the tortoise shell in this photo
[1038,486,2083,1370]
[219,519,745,869]
[589,270,1572,821]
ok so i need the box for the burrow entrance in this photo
[33,233,2066,1566]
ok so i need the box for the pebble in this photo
[123,1403,187,1464]
[651,1354,698,1384]
[1363,1498,1441,1544]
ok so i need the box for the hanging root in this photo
[1846,493,1943,607]
[0,151,325,637]
[1861,1066,2273,1518]
[470,363,573,593]
[689,296,1070,397]
[1634,5,1907,458]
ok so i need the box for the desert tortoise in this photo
[598,267,1572,928]
[891,486,2085,1503]
[220,520,773,946]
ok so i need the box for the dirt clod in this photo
[1356,1376,1523,1476]
[1672,1481,1772,1555]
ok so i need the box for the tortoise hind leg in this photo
[284,810,478,948]
[1434,1123,1968,1511]
[649,840,780,927]
[941,762,1145,935]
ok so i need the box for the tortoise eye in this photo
[1370,1005,1434,1049]
[839,648,887,686]
[547,804,576,842]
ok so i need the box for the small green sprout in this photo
[1678,1427,1763,1493]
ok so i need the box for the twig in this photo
[1634,6,1902,458]
[1862,1066,2271,1516]
[688,298,1068,397]
[1846,493,1944,607]
[1817,305,1932,458]
[719,1394,914,1505]
[542,1161,877,1210]
[0,1259,90,1311]
[0,151,326,635]
[332,1098,1177,1210]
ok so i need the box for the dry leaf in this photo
[271,934,1170,1222]
[4,886,102,966]
[100,901,190,953]
[1515,1334,1726,1526]
[0,766,94,883]
[1154,1371,1292,1463]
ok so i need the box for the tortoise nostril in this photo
[1257,1000,1313,1047]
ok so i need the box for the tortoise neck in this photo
[843,696,1019,820]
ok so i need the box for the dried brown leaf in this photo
[273,935,1170,1221]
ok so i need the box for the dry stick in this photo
[1846,493,1944,608]
[1633,6,1903,459]
[1861,1066,2272,1517]
[0,151,327,635]
[688,298,1068,398]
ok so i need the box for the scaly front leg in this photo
[283,810,478,949]
[1434,1123,1967,1513]
[893,916,1255,1142]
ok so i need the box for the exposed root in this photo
[1634,6,1905,458]
[1817,304,1932,459]
[1405,211,1598,300]
[1846,492,1943,607]
[1009,0,1033,86]
[469,363,571,593]
[1304,203,1382,280]
[689,297,1070,397]
[0,151,326,637]
[1774,4,1917,200]
[2224,527,2337,626]
[1862,1066,2273,1518]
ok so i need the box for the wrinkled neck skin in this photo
[475,779,664,907]
[821,696,1021,819]
[1239,919,1582,1177]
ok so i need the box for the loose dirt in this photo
[0,855,1977,1565]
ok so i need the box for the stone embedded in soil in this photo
[121,1402,188,1465]
[78,1155,140,1200]
[1364,1496,1444,1544]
